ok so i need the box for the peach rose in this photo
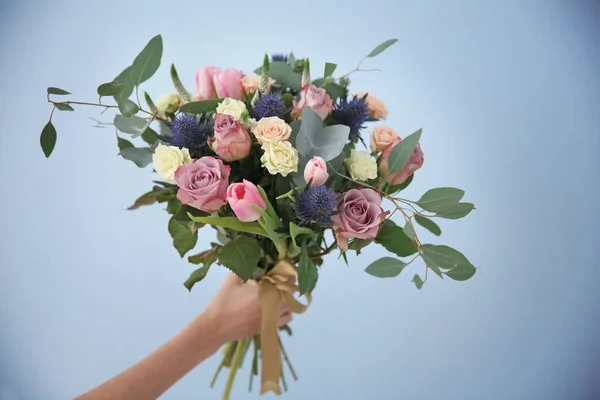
[355,92,389,120]
[240,75,276,95]
[252,116,292,144]
[370,126,400,152]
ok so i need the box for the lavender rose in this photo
[331,188,385,251]
[174,156,231,212]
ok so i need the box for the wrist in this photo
[187,311,225,356]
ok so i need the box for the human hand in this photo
[203,273,293,345]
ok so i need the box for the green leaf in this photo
[117,135,134,151]
[179,100,220,114]
[298,243,318,295]
[404,221,416,239]
[324,62,337,77]
[218,236,262,282]
[296,106,350,161]
[387,128,422,174]
[47,87,71,95]
[416,187,465,210]
[281,93,295,108]
[412,274,424,289]
[97,81,125,97]
[184,264,211,291]
[188,245,220,266]
[414,215,441,236]
[322,82,346,100]
[382,174,414,195]
[255,61,301,91]
[55,103,74,111]
[112,66,135,105]
[375,220,418,257]
[168,217,198,257]
[119,146,153,168]
[367,38,399,58]
[187,215,268,237]
[40,121,57,158]
[114,114,148,134]
[166,198,181,215]
[431,203,475,219]
[365,257,407,278]
[421,244,476,281]
[348,238,372,255]
[289,222,314,247]
[141,127,159,145]
[130,34,163,87]
[127,191,159,210]
[118,99,139,117]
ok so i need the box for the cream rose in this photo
[370,126,400,153]
[260,141,299,177]
[252,117,292,144]
[345,150,377,181]
[216,98,247,121]
[152,144,192,182]
[155,93,182,115]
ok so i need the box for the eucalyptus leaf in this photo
[55,103,74,111]
[374,220,418,257]
[324,62,337,77]
[387,128,422,174]
[348,238,372,255]
[116,135,133,151]
[119,146,153,168]
[112,66,134,105]
[180,100,220,114]
[218,236,262,282]
[416,187,465,210]
[118,99,139,117]
[382,174,414,195]
[40,121,57,158]
[432,203,475,219]
[412,274,424,289]
[47,87,71,95]
[295,107,349,161]
[404,221,416,239]
[168,217,198,257]
[421,244,476,282]
[97,81,125,97]
[365,257,407,278]
[367,38,398,58]
[141,127,159,145]
[130,34,163,87]
[298,243,318,295]
[255,61,301,91]
[114,114,148,134]
[414,215,442,236]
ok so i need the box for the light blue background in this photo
[1,1,599,399]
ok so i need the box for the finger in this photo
[278,311,293,327]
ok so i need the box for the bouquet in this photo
[39,35,477,399]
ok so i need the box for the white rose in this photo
[345,150,377,181]
[152,144,192,182]
[216,98,248,121]
[260,141,299,177]
[155,93,182,115]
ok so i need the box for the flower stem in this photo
[222,338,247,400]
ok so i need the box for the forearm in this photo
[75,312,223,400]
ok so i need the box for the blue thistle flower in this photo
[271,53,288,62]
[295,185,337,226]
[253,93,286,120]
[331,96,369,142]
[171,113,212,150]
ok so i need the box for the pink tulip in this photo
[227,179,266,222]
[303,156,329,186]
[194,66,222,101]
[210,113,252,162]
[214,68,245,100]
[379,138,424,185]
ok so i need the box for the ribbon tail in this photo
[259,281,282,395]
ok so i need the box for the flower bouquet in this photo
[39,35,477,399]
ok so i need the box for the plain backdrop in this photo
[1,1,599,399]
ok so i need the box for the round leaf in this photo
[365,257,407,278]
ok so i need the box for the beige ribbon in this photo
[258,260,310,395]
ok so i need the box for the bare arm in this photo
[74,274,292,400]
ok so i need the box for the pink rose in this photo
[194,67,245,101]
[214,68,244,100]
[194,66,222,101]
[379,138,424,185]
[292,84,333,120]
[331,188,385,251]
[174,156,231,212]
[227,179,267,222]
[303,156,328,186]
[210,114,252,162]
[354,92,389,119]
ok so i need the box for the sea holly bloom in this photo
[296,185,337,226]
[171,113,212,150]
[227,179,266,222]
[253,93,286,120]
[174,156,230,213]
[379,138,424,185]
[331,188,384,251]
[331,96,369,142]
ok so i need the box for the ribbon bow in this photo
[258,259,311,395]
